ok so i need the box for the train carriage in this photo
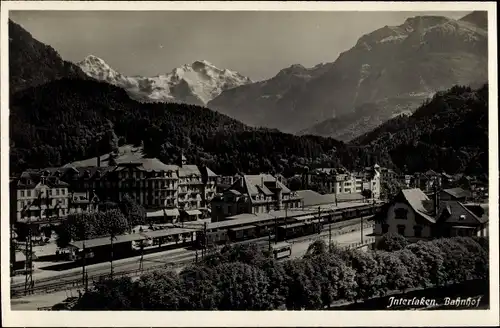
[228,225,258,242]
[276,221,322,241]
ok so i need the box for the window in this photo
[56,189,60,196]
[397,225,406,236]
[27,190,31,197]
[394,208,408,220]
[20,191,25,197]
[382,224,389,234]
[414,225,423,238]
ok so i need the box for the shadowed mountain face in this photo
[8,20,90,93]
[208,12,488,135]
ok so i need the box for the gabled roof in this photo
[438,200,487,225]
[178,165,201,177]
[335,192,364,202]
[296,190,330,207]
[238,174,285,197]
[441,187,471,199]
[400,189,436,223]
[206,167,218,177]
[424,169,439,176]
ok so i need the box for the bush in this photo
[56,210,129,248]
[376,232,408,251]
[72,236,488,310]
[213,262,272,310]
[407,240,446,287]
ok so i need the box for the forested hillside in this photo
[10,79,393,176]
[9,20,90,93]
[353,84,489,175]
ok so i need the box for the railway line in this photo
[11,216,374,298]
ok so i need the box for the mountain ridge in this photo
[208,11,488,134]
[9,19,91,93]
[77,55,253,105]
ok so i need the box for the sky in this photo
[9,10,469,81]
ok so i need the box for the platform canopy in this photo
[185,209,202,216]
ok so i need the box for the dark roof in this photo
[424,169,439,176]
[69,233,145,249]
[441,188,471,199]
[15,171,70,189]
[438,200,487,225]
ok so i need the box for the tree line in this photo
[54,195,146,247]
[10,78,393,177]
[352,84,489,175]
[10,76,488,178]
[70,234,488,310]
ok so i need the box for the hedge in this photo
[72,236,489,310]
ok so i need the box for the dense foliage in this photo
[10,79,392,176]
[119,195,147,228]
[352,84,489,175]
[72,236,488,310]
[56,209,128,247]
[376,232,409,252]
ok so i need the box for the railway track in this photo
[11,217,373,298]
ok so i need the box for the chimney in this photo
[97,155,101,168]
[261,176,264,187]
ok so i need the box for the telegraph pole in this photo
[274,214,278,244]
[82,239,86,290]
[284,204,288,242]
[139,240,144,272]
[329,215,332,251]
[202,222,207,260]
[24,224,33,295]
[317,206,321,234]
[110,234,114,278]
[360,214,364,244]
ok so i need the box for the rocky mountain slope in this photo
[77,56,252,105]
[208,12,488,134]
[9,20,90,93]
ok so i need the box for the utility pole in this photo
[82,239,87,291]
[329,214,332,252]
[25,191,43,295]
[274,214,278,244]
[110,234,114,278]
[139,240,144,272]
[284,204,288,242]
[360,214,364,244]
[202,222,207,260]
[317,206,321,234]
[24,223,33,295]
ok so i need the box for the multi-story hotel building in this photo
[10,169,70,225]
[210,174,303,222]
[11,157,218,224]
[305,164,381,200]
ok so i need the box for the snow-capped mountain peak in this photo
[76,56,252,105]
